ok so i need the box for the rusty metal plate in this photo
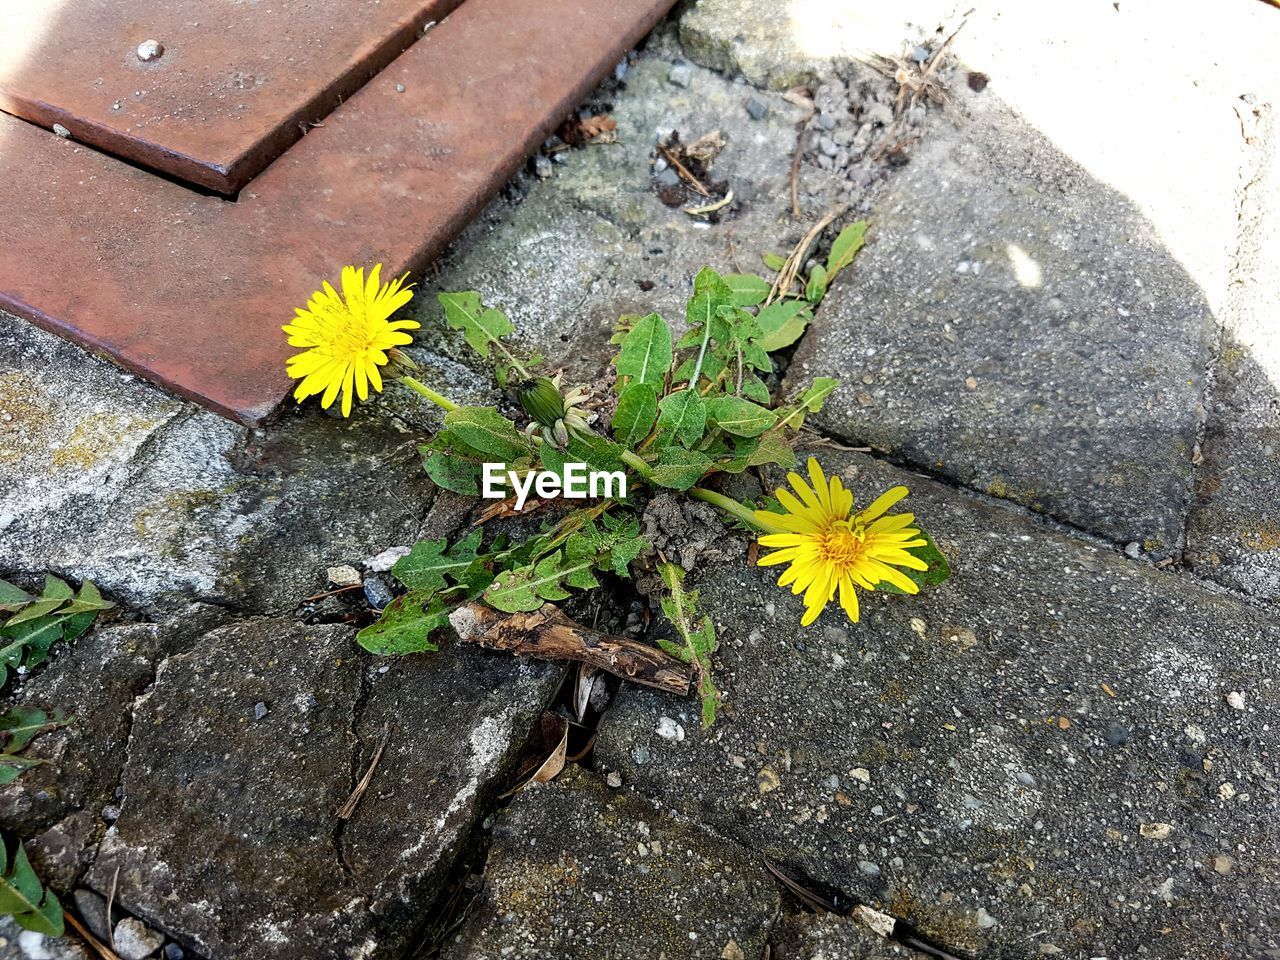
[0,0,677,425]
[0,0,463,194]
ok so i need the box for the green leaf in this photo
[650,448,712,490]
[40,577,73,603]
[0,837,63,936]
[741,373,771,404]
[705,396,777,438]
[746,431,797,469]
[761,252,787,272]
[443,407,530,462]
[871,528,952,595]
[614,313,673,388]
[0,708,67,754]
[826,220,867,278]
[754,301,812,352]
[391,530,484,595]
[484,551,600,613]
[611,383,658,447]
[775,377,839,432]
[0,582,33,613]
[538,431,627,478]
[419,433,489,496]
[60,581,115,617]
[4,599,66,628]
[805,264,829,304]
[684,267,735,386]
[658,563,720,728]
[438,291,515,360]
[723,273,771,307]
[657,390,707,448]
[356,590,444,655]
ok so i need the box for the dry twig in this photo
[450,602,691,694]
[337,723,391,820]
[65,913,122,960]
[766,204,849,305]
[658,145,711,197]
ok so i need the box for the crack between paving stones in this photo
[333,646,376,881]
[794,418,1275,610]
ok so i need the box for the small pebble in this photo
[533,155,553,179]
[818,135,839,158]
[1104,722,1131,746]
[606,771,623,788]
[631,746,651,765]
[975,907,998,930]
[744,96,768,121]
[1124,541,1143,559]
[136,39,165,62]
[912,44,930,64]
[365,546,410,572]
[74,889,112,940]
[0,513,14,531]
[253,702,269,721]
[967,71,990,92]
[857,860,881,876]
[1211,853,1234,875]
[113,918,166,960]
[326,564,362,588]
[362,576,394,610]
[668,62,692,87]
[52,123,71,138]
[395,83,406,93]
[849,767,871,784]
[101,804,121,822]
[17,931,52,960]
[656,716,685,742]
[1226,691,1246,710]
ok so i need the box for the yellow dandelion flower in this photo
[754,458,929,626]
[282,264,418,417]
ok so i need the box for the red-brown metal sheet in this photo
[0,0,677,425]
[0,0,463,194]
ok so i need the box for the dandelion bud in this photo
[517,377,568,427]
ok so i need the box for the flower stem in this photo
[400,376,459,412]
[689,486,785,532]
[619,448,656,481]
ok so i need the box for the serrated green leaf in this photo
[538,431,627,479]
[658,563,720,728]
[418,433,490,495]
[706,395,777,438]
[0,707,67,754]
[754,301,812,352]
[650,448,712,490]
[0,838,63,937]
[0,582,33,613]
[443,407,529,462]
[746,432,797,469]
[40,577,73,602]
[615,313,673,388]
[391,530,484,595]
[438,291,515,359]
[657,390,707,448]
[775,377,839,432]
[4,599,65,628]
[723,273,771,307]
[805,264,828,304]
[60,580,115,616]
[356,590,444,654]
[484,550,602,613]
[826,220,867,277]
[611,382,658,447]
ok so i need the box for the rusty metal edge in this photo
[0,0,465,194]
[0,0,680,427]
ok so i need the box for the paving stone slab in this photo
[442,768,782,960]
[0,314,438,617]
[787,94,1217,555]
[596,449,1280,959]
[84,619,562,960]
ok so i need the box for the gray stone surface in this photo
[788,93,1216,556]
[0,315,439,617]
[0,920,90,960]
[443,768,781,960]
[410,55,847,389]
[771,913,919,960]
[597,449,1280,959]
[0,620,199,838]
[83,619,562,960]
